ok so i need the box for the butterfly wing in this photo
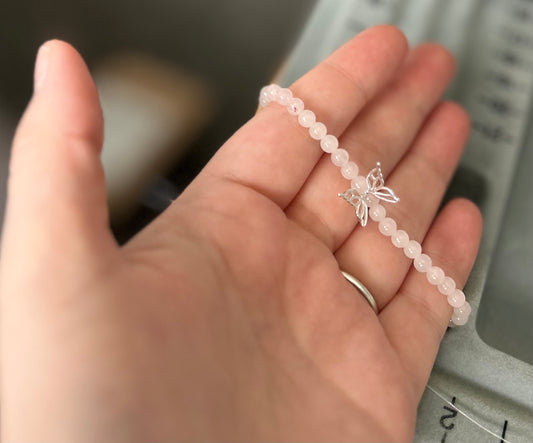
[374,186,400,203]
[355,199,369,227]
[338,188,357,204]
[366,165,384,191]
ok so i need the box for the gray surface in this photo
[477,113,533,366]
[278,0,533,441]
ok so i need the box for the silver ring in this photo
[341,271,378,314]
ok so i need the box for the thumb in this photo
[2,40,116,261]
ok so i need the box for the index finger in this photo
[197,25,409,208]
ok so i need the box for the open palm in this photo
[0,26,481,441]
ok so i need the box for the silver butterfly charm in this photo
[338,162,399,227]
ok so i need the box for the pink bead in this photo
[438,276,456,295]
[447,289,466,308]
[364,194,379,208]
[298,109,316,128]
[351,176,368,194]
[369,204,386,222]
[320,134,338,153]
[427,266,445,285]
[259,86,270,107]
[266,84,280,100]
[452,301,471,325]
[287,98,304,115]
[454,301,471,317]
[404,240,422,259]
[451,314,468,326]
[391,229,409,248]
[331,149,349,167]
[277,88,293,105]
[309,122,327,140]
[341,162,359,180]
[414,254,432,272]
[364,194,379,207]
[378,217,397,236]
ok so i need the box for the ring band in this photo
[341,271,379,314]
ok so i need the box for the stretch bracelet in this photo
[259,84,472,326]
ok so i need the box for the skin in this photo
[0,26,482,441]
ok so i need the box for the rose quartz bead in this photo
[447,289,466,308]
[414,253,432,272]
[309,122,327,140]
[427,266,445,285]
[331,149,349,167]
[277,88,293,105]
[298,109,316,128]
[351,176,368,194]
[364,194,379,207]
[378,217,397,236]
[369,204,386,222]
[259,86,270,107]
[287,98,304,115]
[391,229,409,248]
[451,314,468,326]
[404,240,422,259]
[320,134,338,153]
[341,162,359,180]
[266,84,280,101]
[438,276,456,296]
[452,301,471,325]
[454,301,472,317]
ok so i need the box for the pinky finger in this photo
[378,198,482,398]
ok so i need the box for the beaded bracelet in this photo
[259,84,472,326]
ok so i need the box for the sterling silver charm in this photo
[338,162,399,227]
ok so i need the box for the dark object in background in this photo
[94,53,213,223]
[0,0,315,240]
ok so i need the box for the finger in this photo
[335,101,470,307]
[194,25,408,208]
[378,199,482,397]
[3,40,116,259]
[285,44,455,250]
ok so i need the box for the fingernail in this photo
[34,43,50,93]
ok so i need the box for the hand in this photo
[0,26,481,441]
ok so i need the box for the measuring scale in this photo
[278,0,533,441]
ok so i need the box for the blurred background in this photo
[0,0,314,241]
